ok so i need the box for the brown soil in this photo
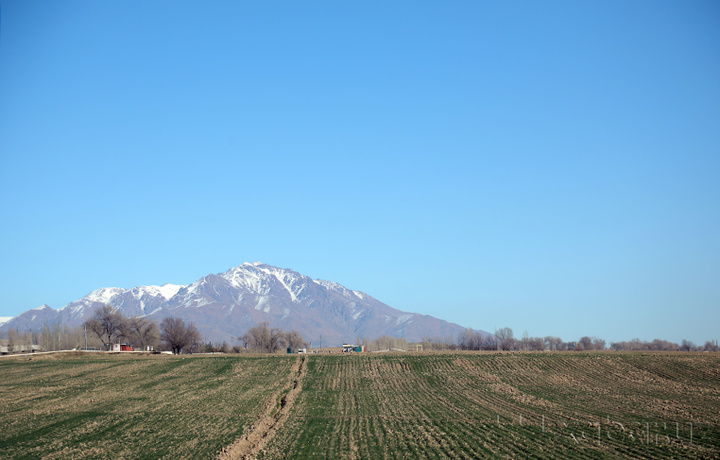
[216,355,307,460]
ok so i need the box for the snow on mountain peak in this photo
[139,284,185,300]
[313,279,359,299]
[85,287,125,304]
[222,263,307,302]
[0,262,473,345]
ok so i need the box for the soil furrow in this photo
[217,355,306,460]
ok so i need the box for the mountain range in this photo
[0,262,476,346]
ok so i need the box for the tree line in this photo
[3,307,717,354]
[82,304,201,353]
[4,322,84,353]
[1,305,308,355]
[83,306,310,354]
[457,327,719,352]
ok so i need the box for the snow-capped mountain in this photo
[0,263,473,345]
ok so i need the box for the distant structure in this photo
[342,344,365,352]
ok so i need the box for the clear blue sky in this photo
[1,1,718,345]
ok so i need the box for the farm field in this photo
[1,351,719,459]
[267,352,720,459]
[0,352,295,459]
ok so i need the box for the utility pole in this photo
[84,325,88,351]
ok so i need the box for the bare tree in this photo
[495,327,515,351]
[577,336,592,351]
[458,328,477,350]
[591,337,606,350]
[6,329,16,353]
[284,330,306,349]
[519,330,531,351]
[457,329,492,350]
[127,317,159,350]
[480,334,497,350]
[610,338,680,351]
[84,304,127,350]
[680,339,696,352]
[160,317,201,354]
[528,337,545,351]
[365,336,408,352]
[241,322,286,353]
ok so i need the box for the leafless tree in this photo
[127,317,159,350]
[480,334,497,350]
[284,330,307,349]
[528,337,545,351]
[577,336,592,351]
[680,339,696,352]
[519,331,531,351]
[457,329,492,350]
[84,304,127,349]
[610,338,680,351]
[365,336,407,352]
[160,317,201,354]
[495,327,515,351]
[241,322,286,353]
[6,329,16,353]
[592,337,606,350]
[458,328,477,350]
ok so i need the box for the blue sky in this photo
[1,1,718,345]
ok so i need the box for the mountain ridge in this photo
[0,263,478,346]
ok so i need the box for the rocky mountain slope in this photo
[0,263,474,345]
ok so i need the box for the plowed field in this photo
[0,352,295,459]
[1,351,718,459]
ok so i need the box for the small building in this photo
[112,343,134,352]
[342,344,365,353]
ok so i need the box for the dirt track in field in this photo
[2,351,718,459]
[217,355,307,460]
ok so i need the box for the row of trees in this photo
[360,335,409,352]
[239,322,307,352]
[85,307,309,354]
[610,338,719,352]
[5,322,83,352]
[2,307,310,355]
[5,307,716,354]
[83,305,201,354]
[457,327,715,352]
[4,320,114,352]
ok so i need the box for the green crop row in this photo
[264,352,720,459]
[1,351,718,459]
[0,354,294,459]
